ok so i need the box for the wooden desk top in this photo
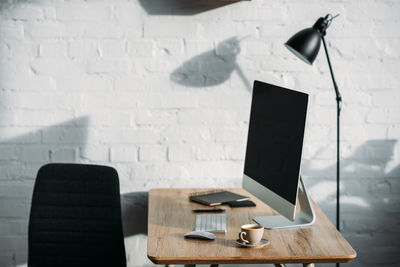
[147,188,356,264]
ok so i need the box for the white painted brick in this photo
[144,75,173,92]
[110,146,137,162]
[144,21,197,38]
[84,23,122,38]
[88,59,130,74]
[232,3,285,21]
[0,220,28,235]
[371,21,400,38]
[161,125,211,143]
[22,146,50,162]
[55,76,112,92]
[56,4,111,21]
[100,128,159,144]
[50,148,76,162]
[243,40,272,57]
[0,146,21,160]
[68,40,98,59]
[89,111,131,127]
[6,6,43,20]
[366,108,400,124]
[0,236,27,251]
[14,110,74,126]
[80,146,109,162]
[9,41,38,59]
[372,90,400,107]
[39,41,68,57]
[136,93,163,109]
[224,144,245,160]
[127,40,154,57]
[196,143,225,161]
[31,58,84,77]
[0,253,13,267]
[156,39,184,56]
[42,127,87,144]
[98,40,127,58]
[0,43,10,58]
[178,109,237,124]
[0,127,41,143]
[167,145,194,162]
[135,110,177,126]
[143,57,180,73]
[44,7,56,20]
[193,3,233,20]
[162,92,198,108]
[212,126,247,143]
[25,21,84,38]
[0,202,28,218]
[114,75,145,91]
[198,91,251,108]
[184,40,214,55]
[138,145,165,162]
[113,4,143,26]
[0,23,23,40]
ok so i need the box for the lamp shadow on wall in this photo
[138,0,238,15]
[170,36,251,91]
[0,116,89,267]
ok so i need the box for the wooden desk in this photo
[147,188,356,266]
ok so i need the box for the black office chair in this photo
[28,163,126,267]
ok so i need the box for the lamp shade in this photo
[284,27,322,65]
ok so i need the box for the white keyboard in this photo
[195,214,227,232]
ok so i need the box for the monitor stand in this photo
[253,177,315,229]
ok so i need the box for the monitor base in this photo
[253,177,315,229]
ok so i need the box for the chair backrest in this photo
[28,163,126,267]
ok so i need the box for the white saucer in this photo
[235,239,270,248]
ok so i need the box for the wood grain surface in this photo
[147,188,356,264]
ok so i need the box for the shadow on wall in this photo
[170,36,251,91]
[138,0,238,15]
[0,116,89,267]
[305,139,398,206]
[121,191,149,237]
[304,139,400,266]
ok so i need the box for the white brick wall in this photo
[1,0,399,266]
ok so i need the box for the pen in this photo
[192,208,225,213]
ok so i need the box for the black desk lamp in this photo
[285,14,342,231]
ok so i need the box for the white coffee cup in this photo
[238,224,264,244]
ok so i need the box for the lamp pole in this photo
[321,36,342,232]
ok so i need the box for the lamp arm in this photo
[321,36,342,233]
[321,36,342,113]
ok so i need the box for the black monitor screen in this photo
[244,81,308,205]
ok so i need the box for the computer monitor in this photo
[242,80,315,229]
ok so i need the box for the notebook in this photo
[189,190,249,206]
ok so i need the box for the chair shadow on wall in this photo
[138,0,238,16]
[0,116,89,267]
[170,36,252,91]
[121,192,149,236]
